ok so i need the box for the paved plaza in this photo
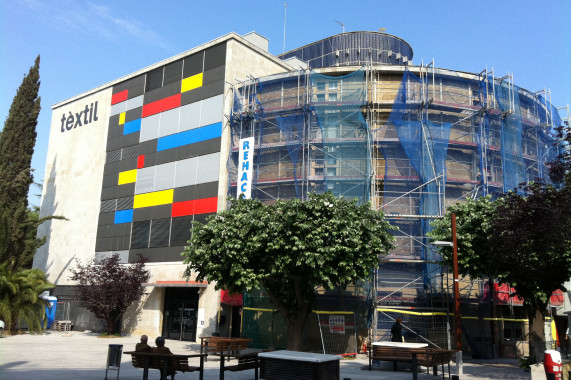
[0,331,532,379]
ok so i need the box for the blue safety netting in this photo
[310,68,371,204]
[276,114,304,198]
[494,79,527,192]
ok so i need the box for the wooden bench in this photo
[124,351,206,380]
[204,338,259,380]
[368,345,457,380]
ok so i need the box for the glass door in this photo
[163,288,198,341]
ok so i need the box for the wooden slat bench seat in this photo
[368,345,458,380]
[124,351,206,380]
[205,338,259,380]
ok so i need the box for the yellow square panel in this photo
[119,112,126,125]
[118,169,137,185]
[181,73,203,93]
[134,189,174,209]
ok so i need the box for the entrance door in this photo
[163,288,199,341]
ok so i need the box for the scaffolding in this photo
[229,62,565,354]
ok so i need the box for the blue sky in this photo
[1,0,570,206]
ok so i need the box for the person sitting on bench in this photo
[135,334,152,352]
[153,336,176,380]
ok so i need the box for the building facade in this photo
[34,31,569,354]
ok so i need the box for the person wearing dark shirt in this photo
[153,336,176,379]
[135,334,152,352]
[391,318,403,342]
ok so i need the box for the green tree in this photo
[428,196,497,278]
[182,192,396,350]
[0,262,54,333]
[0,56,41,271]
[69,254,150,335]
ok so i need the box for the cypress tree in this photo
[0,56,41,271]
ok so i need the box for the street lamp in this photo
[432,213,462,351]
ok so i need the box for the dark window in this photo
[204,43,226,70]
[145,67,163,92]
[131,220,150,249]
[163,59,183,86]
[183,52,204,78]
[170,216,193,246]
[150,218,171,248]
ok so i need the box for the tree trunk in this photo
[528,308,546,361]
[286,316,307,351]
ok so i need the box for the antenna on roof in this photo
[283,1,287,54]
[334,20,345,33]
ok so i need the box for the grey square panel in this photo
[151,205,172,220]
[193,137,221,157]
[100,187,117,201]
[195,153,221,184]
[200,95,223,127]
[108,125,124,139]
[195,181,219,199]
[98,212,115,226]
[181,89,203,106]
[173,186,195,203]
[96,224,113,238]
[110,102,127,116]
[95,238,113,252]
[159,108,180,138]
[143,87,163,105]
[116,183,136,198]
[135,166,155,195]
[119,157,138,172]
[104,160,120,175]
[139,140,157,155]
[133,207,152,222]
[122,132,140,147]
[162,80,182,99]
[126,95,144,111]
[200,80,225,99]
[140,113,161,142]
[179,101,201,132]
[125,107,142,123]
[203,66,225,85]
[175,157,197,188]
[154,162,176,191]
[102,174,118,189]
[155,147,179,166]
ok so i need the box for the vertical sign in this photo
[238,137,254,199]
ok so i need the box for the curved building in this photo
[229,31,565,352]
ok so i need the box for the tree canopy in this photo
[0,55,41,271]
[429,124,571,355]
[182,192,396,350]
[428,195,497,279]
[69,254,150,335]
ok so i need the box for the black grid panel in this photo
[131,220,150,249]
[150,218,170,248]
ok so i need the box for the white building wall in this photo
[34,89,112,284]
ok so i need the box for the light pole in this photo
[451,213,461,351]
[433,212,461,351]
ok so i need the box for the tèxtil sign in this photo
[60,101,99,132]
